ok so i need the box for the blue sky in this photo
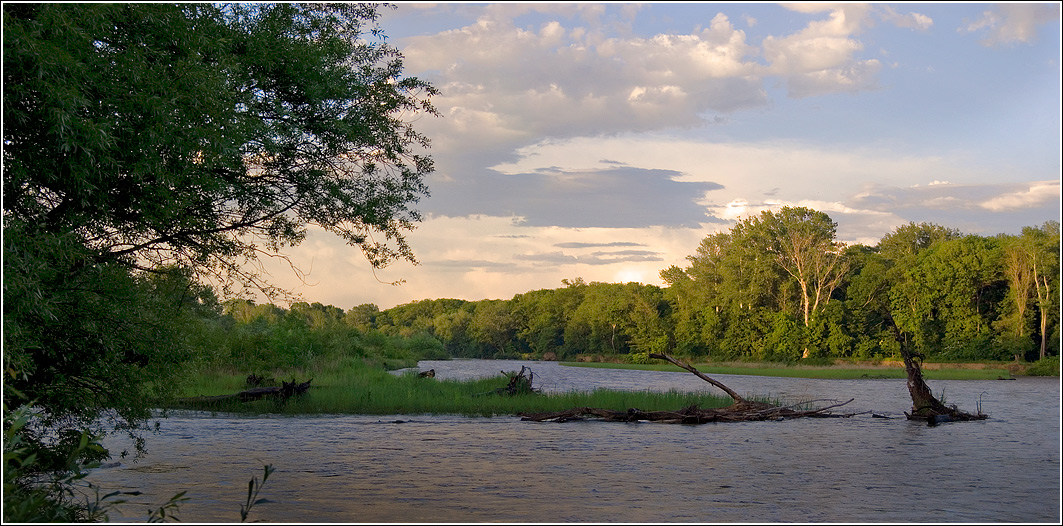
[264,2,1061,310]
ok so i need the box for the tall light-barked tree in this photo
[1025,221,1060,359]
[1000,221,1061,360]
[749,207,850,334]
[662,207,849,359]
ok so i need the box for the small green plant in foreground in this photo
[240,464,274,522]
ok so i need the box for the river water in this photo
[86,359,1060,523]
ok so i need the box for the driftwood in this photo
[177,378,312,406]
[519,353,861,424]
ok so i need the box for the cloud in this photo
[401,7,767,152]
[980,181,1062,212]
[764,4,882,97]
[401,3,908,159]
[487,134,1058,243]
[851,180,1060,213]
[555,241,645,248]
[963,3,1062,46]
[514,249,663,266]
[847,180,1061,237]
[425,165,724,228]
[878,6,933,31]
[513,251,579,265]
[493,135,985,210]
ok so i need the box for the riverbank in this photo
[560,360,1025,380]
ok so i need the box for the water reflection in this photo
[88,360,1060,523]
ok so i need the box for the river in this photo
[86,359,1061,523]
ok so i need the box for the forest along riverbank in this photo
[87,360,1061,523]
[556,359,1024,380]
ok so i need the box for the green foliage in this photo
[3,404,116,522]
[1025,355,1061,376]
[890,235,1006,356]
[349,215,1058,367]
[3,228,197,465]
[148,491,190,523]
[760,313,807,362]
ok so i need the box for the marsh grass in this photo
[564,361,1013,380]
[169,362,737,416]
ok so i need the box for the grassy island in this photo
[168,361,740,416]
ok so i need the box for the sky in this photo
[258,2,1062,311]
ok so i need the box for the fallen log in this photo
[519,353,862,424]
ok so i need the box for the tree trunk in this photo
[899,346,952,417]
[899,343,987,423]
[1038,274,1049,360]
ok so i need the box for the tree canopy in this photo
[4,3,438,292]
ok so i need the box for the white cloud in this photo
[763,4,882,97]
[878,6,934,31]
[493,135,975,207]
[488,134,1058,243]
[964,3,1062,46]
[401,8,767,153]
[981,181,1062,212]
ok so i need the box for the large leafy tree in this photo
[4,3,437,288]
[889,235,1006,359]
[2,1,437,495]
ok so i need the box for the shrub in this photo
[1025,356,1060,377]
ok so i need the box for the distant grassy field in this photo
[561,361,1016,380]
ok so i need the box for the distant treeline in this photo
[209,208,1060,366]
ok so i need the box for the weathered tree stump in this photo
[900,346,987,424]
